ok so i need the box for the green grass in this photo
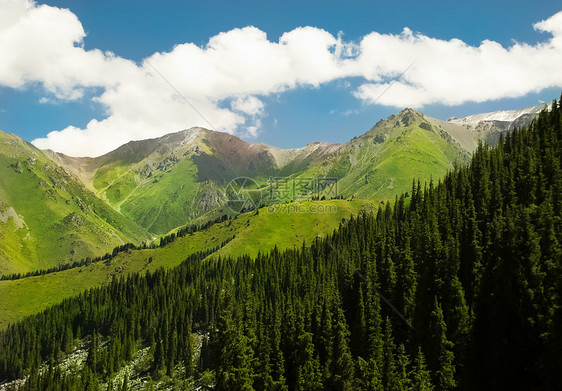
[333,118,468,201]
[120,159,204,233]
[0,199,372,329]
[93,162,131,193]
[217,199,370,259]
[93,155,208,235]
[104,171,139,206]
[0,132,149,275]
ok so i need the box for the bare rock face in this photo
[397,108,418,127]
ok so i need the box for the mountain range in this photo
[2,99,561,391]
[0,103,545,275]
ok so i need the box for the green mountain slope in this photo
[0,131,149,275]
[51,109,469,236]
[334,108,470,199]
[0,198,371,329]
[272,108,469,202]
[54,129,280,235]
[0,106,529,275]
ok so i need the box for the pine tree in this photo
[167,329,178,376]
[382,317,398,391]
[411,348,433,391]
[364,358,384,391]
[270,309,288,390]
[329,306,354,390]
[153,338,165,373]
[215,292,255,391]
[395,344,411,391]
[121,374,129,391]
[365,279,383,362]
[62,325,73,354]
[318,302,334,376]
[184,331,194,378]
[86,331,99,375]
[428,298,455,390]
[351,278,367,358]
[295,332,323,391]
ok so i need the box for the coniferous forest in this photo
[1,99,562,390]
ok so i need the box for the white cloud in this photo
[6,3,351,156]
[243,119,262,138]
[231,96,264,116]
[534,10,562,37]
[352,12,562,107]
[0,0,561,156]
[0,0,136,99]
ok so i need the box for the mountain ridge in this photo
[0,103,547,274]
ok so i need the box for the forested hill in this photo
[1,98,562,390]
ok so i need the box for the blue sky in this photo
[0,0,561,156]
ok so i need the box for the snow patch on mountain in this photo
[448,103,547,125]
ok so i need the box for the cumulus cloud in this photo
[353,12,562,106]
[0,0,136,100]
[0,0,561,156]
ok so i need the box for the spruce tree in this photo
[329,306,355,390]
[428,298,455,390]
[382,317,398,391]
[395,344,411,391]
[215,292,255,391]
[295,332,323,391]
[411,348,433,391]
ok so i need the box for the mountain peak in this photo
[390,107,425,127]
[398,107,420,115]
